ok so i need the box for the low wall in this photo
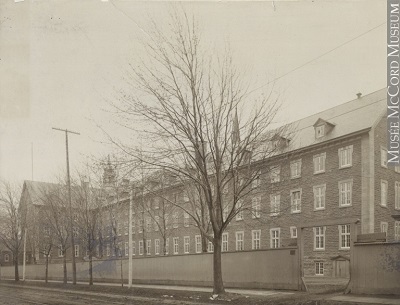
[349,242,400,295]
[0,248,300,290]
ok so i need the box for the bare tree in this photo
[0,181,24,281]
[38,182,71,284]
[109,10,288,294]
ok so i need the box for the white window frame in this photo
[74,245,79,257]
[252,196,261,219]
[173,237,179,255]
[380,222,388,234]
[125,242,129,256]
[208,237,214,253]
[290,159,302,179]
[154,216,160,231]
[58,245,64,257]
[4,253,9,262]
[339,179,353,207]
[315,262,324,275]
[184,236,190,254]
[236,231,244,251]
[339,224,351,250]
[395,221,400,241]
[106,244,111,257]
[270,194,280,216]
[146,240,151,255]
[222,233,229,252]
[165,238,169,255]
[155,239,160,255]
[290,226,297,238]
[395,181,400,210]
[184,212,190,227]
[338,145,353,169]
[195,235,202,253]
[314,226,325,250]
[313,184,326,210]
[270,166,281,183]
[132,241,136,256]
[395,165,400,173]
[173,212,179,228]
[313,153,326,174]
[138,240,143,255]
[381,146,388,168]
[315,125,325,139]
[236,200,243,221]
[252,230,261,250]
[291,189,302,213]
[381,180,388,207]
[270,228,280,248]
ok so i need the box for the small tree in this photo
[0,181,24,281]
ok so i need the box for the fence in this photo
[0,247,300,290]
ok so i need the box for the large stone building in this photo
[20,88,400,278]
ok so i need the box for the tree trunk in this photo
[14,255,19,282]
[201,234,208,253]
[63,252,67,284]
[45,255,49,284]
[89,253,93,285]
[212,237,224,294]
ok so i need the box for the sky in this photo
[0,0,387,185]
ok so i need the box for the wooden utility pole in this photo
[52,127,80,285]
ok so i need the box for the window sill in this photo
[339,248,350,251]
[314,207,326,211]
[339,204,352,208]
[379,204,388,208]
[314,171,325,175]
[291,210,302,214]
[339,165,352,169]
[314,249,325,251]
[291,176,301,180]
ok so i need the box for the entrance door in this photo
[334,260,349,278]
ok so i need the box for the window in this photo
[252,197,261,218]
[154,198,160,209]
[270,166,280,183]
[270,194,280,216]
[138,219,143,233]
[236,231,244,251]
[313,185,326,210]
[381,180,388,207]
[291,189,302,213]
[339,180,353,207]
[252,176,260,188]
[339,225,351,249]
[222,233,228,252]
[173,237,179,254]
[125,242,129,256]
[139,240,143,255]
[146,240,151,255]
[381,222,388,234]
[106,244,111,257]
[146,218,152,232]
[73,227,79,238]
[395,221,400,241]
[124,221,128,235]
[74,245,79,257]
[58,246,64,257]
[396,166,400,173]
[381,147,388,168]
[314,227,325,250]
[184,212,190,227]
[313,153,326,174]
[270,228,280,248]
[223,204,230,222]
[290,159,302,178]
[315,262,324,275]
[236,200,243,221]
[338,145,353,168]
[315,125,325,139]
[290,226,297,238]
[132,241,136,256]
[195,235,202,253]
[252,230,261,250]
[165,238,169,255]
[208,237,214,253]
[395,182,400,210]
[117,222,121,236]
[173,212,179,228]
[183,193,189,202]
[155,239,160,255]
[184,236,190,253]
[4,254,9,262]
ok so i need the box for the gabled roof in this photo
[285,88,386,153]
[313,118,335,127]
[22,180,61,206]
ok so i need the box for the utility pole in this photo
[52,127,80,285]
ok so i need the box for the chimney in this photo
[356,93,362,99]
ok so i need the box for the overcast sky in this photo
[0,0,386,185]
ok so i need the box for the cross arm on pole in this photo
[52,127,81,135]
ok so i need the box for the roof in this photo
[285,88,386,153]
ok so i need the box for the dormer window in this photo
[315,125,325,138]
[313,118,335,139]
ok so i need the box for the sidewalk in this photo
[329,295,400,305]
[5,278,294,297]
